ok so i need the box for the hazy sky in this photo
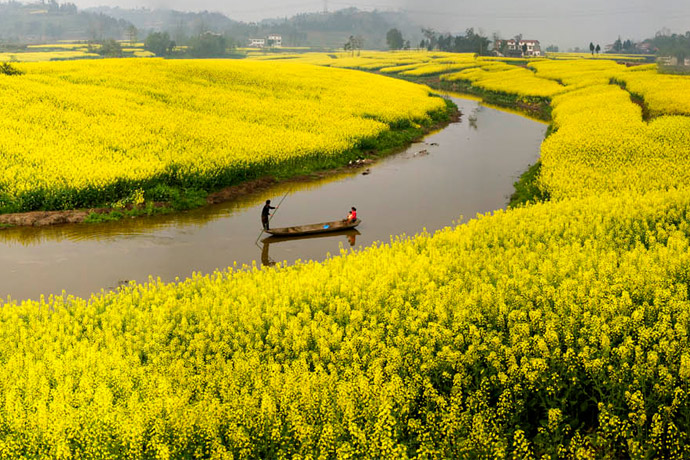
[74,0,690,49]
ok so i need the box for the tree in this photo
[98,39,123,58]
[545,44,559,53]
[344,35,364,56]
[491,32,502,53]
[344,36,352,53]
[589,42,595,55]
[145,31,175,57]
[190,32,227,58]
[126,25,138,44]
[422,28,437,51]
[522,43,528,54]
[612,36,623,52]
[649,31,690,64]
[353,35,364,55]
[595,44,601,54]
[386,28,404,50]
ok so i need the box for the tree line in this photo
[384,27,490,54]
[648,30,690,63]
[143,31,238,58]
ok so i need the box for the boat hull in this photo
[265,219,361,237]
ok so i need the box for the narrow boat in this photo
[265,219,361,237]
[262,229,360,245]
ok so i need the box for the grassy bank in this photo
[508,161,549,208]
[392,73,553,121]
[9,98,456,226]
[0,59,454,223]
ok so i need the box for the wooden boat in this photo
[262,229,360,245]
[265,219,361,237]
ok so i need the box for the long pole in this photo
[255,189,290,244]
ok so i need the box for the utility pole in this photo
[324,0,328,13]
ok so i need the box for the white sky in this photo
[71,0,690,49]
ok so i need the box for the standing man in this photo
[261,199,276,231]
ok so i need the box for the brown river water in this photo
[0,96,547,302]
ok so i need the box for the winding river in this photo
[0,96,547,302]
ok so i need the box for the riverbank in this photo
[387,73,553,207]
[0,95,546,301]
[0,99,458,228]
[392,74,552,122]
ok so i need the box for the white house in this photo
[496,39,542,57]
[267,34,282,47]
[248,35,282,48]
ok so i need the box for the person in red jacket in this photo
[346,206,357,223]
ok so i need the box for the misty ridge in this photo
[1,0,690,61]
[0,1,425,49]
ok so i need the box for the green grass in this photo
[508,161,549,208]
[390,74,552,121]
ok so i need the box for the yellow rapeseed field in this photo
[1,51,690,456]
[3,189,690,458]
[0,58,447,212]
[616,70,690,116]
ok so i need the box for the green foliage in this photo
[169,188,207,210]
[97,39,123,58]
[145,183,178,202]
[386,28,404,50]
[343,35,364,55]
[0,62,22,75]
[0,1,132,43]
[508,161,549,207]
[84,210,124,223]
[423,27,491,54]
[650,30,690,63]
[144,31,175,57]
[189,32,228,58]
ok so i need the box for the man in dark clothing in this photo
[261,199,276,230]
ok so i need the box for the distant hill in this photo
[0,2,423,50]
[0,1,132,43]
[90,6,423,50]
[88,6,240,44]
[254,8,423,49]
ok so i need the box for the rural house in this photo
[495,39,542,57]
[248,35,282,48]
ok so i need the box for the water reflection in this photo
[468,105,483,130]
[260,229,361,267]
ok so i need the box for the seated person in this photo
[346,206,357,223]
